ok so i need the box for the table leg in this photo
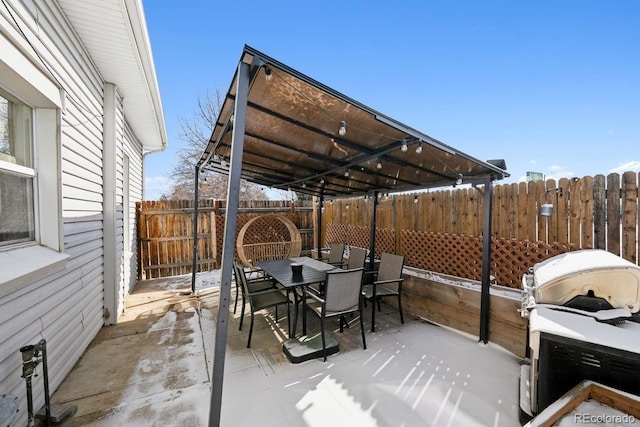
[290,289,299,338]
[302,286,307,336]
[371,285,376,332]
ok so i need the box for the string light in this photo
[338,121,347,136]
[376,158,383,169]
[344,169,350,177]
[401,139,408,152]
[264,66,273,81]
[415,141,423,154]
[456,173,463,185]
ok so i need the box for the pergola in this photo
[195,45,509,425]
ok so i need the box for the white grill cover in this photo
[533,249,640,312]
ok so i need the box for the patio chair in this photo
[305,268,366,361]
[233,264,274,314]
[320,242,346,267]
[362,253,404,332]
[346,247,367,270]
[233,260,291,348]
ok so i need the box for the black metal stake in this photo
[20,339,51,427]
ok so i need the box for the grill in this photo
[519,249,640,422]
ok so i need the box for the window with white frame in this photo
[0,89,36,247]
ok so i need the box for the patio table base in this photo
[282,333,338,364]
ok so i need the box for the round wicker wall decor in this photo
[236,214,302,268]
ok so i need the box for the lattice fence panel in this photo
[401,231,581,288]
[347,224,369,249]
[491,239,578,287]
[401,231,481,278]
[374,228,395,258]
[326,223,348,245]
[326,223,395,258]
[461,236,484,281]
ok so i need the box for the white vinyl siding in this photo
[122,124,143,299]
[0,1,152,425]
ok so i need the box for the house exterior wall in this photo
[122,123,143,302]
[0,1,150,423]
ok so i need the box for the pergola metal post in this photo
[208,60,250,427]
[478,176,494,344]
[190,165,200,293]
[368,190,378,331]
[368,191,378,272]
[317,191,324,258]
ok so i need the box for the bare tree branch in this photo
[162,89,268,201]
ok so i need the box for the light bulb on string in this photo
[338,121,347,136]
[376,159,383,169]
[264,66,273,81]
[415,141,423,154]
[401,139,408,152]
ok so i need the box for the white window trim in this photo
[0,32,66,292]
[0,161,35,177]
[0,245,69,298]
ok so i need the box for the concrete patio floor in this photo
[52,271,522,426]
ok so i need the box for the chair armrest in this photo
[244,267,270,280]
[328,260,346,267]
[372,278,404,286]
[305,289,325,304]
[247,287,288,297]
[246,275,273,284]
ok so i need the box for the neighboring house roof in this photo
[57,0,167,152]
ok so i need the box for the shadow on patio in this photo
[52,271,521,426]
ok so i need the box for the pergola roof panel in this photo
[199,45,509,198]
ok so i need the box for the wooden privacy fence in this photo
[137,200,314,279]
[321,171,639,288]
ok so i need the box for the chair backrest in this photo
[324,268,364,313]
[377,253,404,291]
[347,247,367,270]
[327,243,345,264]
[233,260,250,297]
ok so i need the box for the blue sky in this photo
[143,1,639,200]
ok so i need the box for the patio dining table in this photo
[256,256,338,363]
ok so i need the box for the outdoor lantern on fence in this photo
[538,187,563,217]
[540,203,554,217]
